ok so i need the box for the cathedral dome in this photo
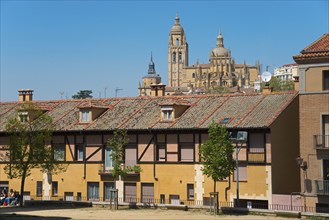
[170,15,184,33]
[212,47,228,56]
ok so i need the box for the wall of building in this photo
[270,96,300,194]
[305,66,329,92]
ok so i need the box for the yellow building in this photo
[167,15,260,94]
[0,89,300,209]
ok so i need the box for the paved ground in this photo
[0,206,298,220]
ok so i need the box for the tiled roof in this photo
[0,92,297,132]
[293,33,329,63]
[302,33,329,52]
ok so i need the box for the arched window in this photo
[192,73,195,78]
[176,38,179,46]
[178,52,182,63]
[172,52,176,63]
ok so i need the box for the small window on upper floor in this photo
[221,117,231,125]
[53,144,65,161]
[192,73,195,78]
[172,52,176,63]
[323,70,329,90]
[80,109,91,123]
[176,38,179,46]
[178,52,182,63]
[18,111,29,122]
[162,109,173,121]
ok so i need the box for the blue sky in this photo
[1,0,328,101]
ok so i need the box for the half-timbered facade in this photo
[0,91,300,207]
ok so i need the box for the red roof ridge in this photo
[301,33,329,53]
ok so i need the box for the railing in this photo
[98,164,113,175]
[20,195,329,213]
[314,135,329,149]
[247,148,265,163]
[315,180,329,195]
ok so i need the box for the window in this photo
[187,184,194,200]
[64,192,74,201]
[18,111,29,122]
[192,73,196,78]
[87,182,99,201]
[36,181,42,196]
[125,147,137,167]
[176,38,179,46]
[323,115,329,148]
[157,145,166,162]
[178,52,182,63]
[52,181,58,196]
[172,52,176,63]
[124,182,137,203]
[104,182,115,201]
[81,109,91,123]
[221,117,231,125]
[76,145,84,161]
[105,147,114,170]
[160,194,165,204]
[323,70,329,90]
[169,194,180,204]
[53,144,65,161]
[180,144,194,162]
[162,109,173,121]
[234,163,247,181]
[0,181,9,194]
[141,183,154,203]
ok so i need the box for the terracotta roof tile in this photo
[0,92,297,132]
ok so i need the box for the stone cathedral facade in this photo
[167,15,260,94]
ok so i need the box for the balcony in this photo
[98,164,114,176]
[315,180,329,195]
[314,135,329,149]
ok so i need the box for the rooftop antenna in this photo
[115,88,123,98]
[104,87,108,98]
[59,91,64,99]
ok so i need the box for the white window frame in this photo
[161,106,173,121]
[80,109,91,123]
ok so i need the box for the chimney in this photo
[293,76,299,91]
[262,86,273,95]
[150,84,166,97]
[18,89,34,102]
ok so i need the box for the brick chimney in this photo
[150,84,166,97]
[262,86,273,95]
[18,89,34,101]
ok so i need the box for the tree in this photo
[107,130,141,178]
[261,77,294,92]
[72,90,93,99]
[4,102,67,206]
[200,123,235,213]
[206,86,231,94]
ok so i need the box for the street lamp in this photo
[230,131,248,208]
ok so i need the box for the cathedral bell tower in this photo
[168,14,188,88]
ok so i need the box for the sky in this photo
[1,0,328,101]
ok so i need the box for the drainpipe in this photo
[148,129,158,181]
[225,176,231,201]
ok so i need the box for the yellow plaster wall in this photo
[305,66,329,92]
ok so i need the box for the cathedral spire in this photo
[148,52,156,75]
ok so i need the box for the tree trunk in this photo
[19,164,28,207]
[213,179,218,214]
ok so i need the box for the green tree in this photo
[5,103,67,206]
[261,77,294,91]
[200,123,234,212]
[72,90,93,99]
[107,130,141,178]
[206,86,231,94]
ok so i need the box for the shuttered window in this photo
[36,181,42,196]
[249,133,264,152]
[180,144,194,162]
[124,183,137,203]
[157,145,166,162]
[125,147,137,167]
[141,183,154,203]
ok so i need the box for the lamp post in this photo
[231,131,248,208]
[296,155,308,212]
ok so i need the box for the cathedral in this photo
[139,15,260,96]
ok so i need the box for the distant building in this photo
[274,63,299,81]
[293,33,329,213]
[167,15,260,94]
[138,55,165,97]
